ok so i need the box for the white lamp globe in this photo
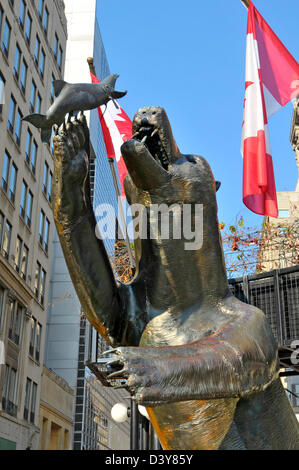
[138,405,149,420]
[111,403,129,423]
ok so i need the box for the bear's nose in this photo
[141,117,149,126]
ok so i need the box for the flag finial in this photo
[87,57,96,75]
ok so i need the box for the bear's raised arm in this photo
[52,114,126,346]
[107,303,280,406]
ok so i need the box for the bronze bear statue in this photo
[52,107,299,450]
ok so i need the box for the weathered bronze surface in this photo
[23,74,126,144]
[51,108,299,450]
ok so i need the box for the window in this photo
[25,12,32,44]
[30,382,37,423]
[43,163,52,201]
[25,130,32,164]
[24,378,31,420]
[43,7,49,34]
[20,59,27,95]
[35,323,41,362]
[9,163,17,204]
[50,75,55,102]
[29,317,36,356]
[0,213,3,251]
[15,236,22,273]
[2,20,11,58]
[0,286,4,329]
[19,0,26,29]
[15,109,23,146]
[278,210,289,218]
[53,34,58,59]
[39,210,45,246]
[38,0,44,18]
[29,317,42,362]
[8,96,16,134]
[0,6,3,37]
[48,171,52,202]
[25,132,38,174]
[2,365,17,417]
[20,244,28,280]
[20,181,28,219]
[40,269,46,305]
[30,81,36,114]
[34,263,41,300]
[31,140,37,175]
[34,36,40,66]
[24,379,39,423]
[0,73,5,115]
[9,303,22,345]
[36,93,42,114]
[44,218,49,253]
[26,191,33,228]
[34,263,46,305]
[20,181,33,228]
[2,221,12,260]
[1,151,11,192]
[40,49,45,78]
[58,46,63,71]
[43,162,49,194]
[39,211,50,253]
[14,44,21,80]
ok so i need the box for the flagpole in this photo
[240,0,249,9]
[87,58,135,270]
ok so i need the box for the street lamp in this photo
[111,402,130,423]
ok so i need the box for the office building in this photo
[0,0,67,449]
[45,0,130,450]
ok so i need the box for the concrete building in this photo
[45,0,130,450]
[0,0,67,449]
[39,366,74,450]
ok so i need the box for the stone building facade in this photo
[0,0,67,449]
[39,366,74,450]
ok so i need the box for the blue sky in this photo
[97,0,299,229]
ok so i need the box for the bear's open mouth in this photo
[132,125,169,171]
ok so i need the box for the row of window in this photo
[0,213,47,305]
[1,148,52,225]
[0,286,40,423]
[7,94,23,147]
[2,365,38,424]
[12,42,44,106]
[0,288,42,359]
[1,1,63,72]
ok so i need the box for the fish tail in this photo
[22,113,47,130]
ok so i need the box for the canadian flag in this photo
[90,72,131,199]
[241,1,299,218]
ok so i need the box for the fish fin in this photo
[41,128,52,145]
[22,114,47,129]
[53,80,68,97]
[111,90,127,99]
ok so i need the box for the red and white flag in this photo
[90,72,131,199]
[241,1,299,218]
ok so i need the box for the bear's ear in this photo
[215,181,221,192]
